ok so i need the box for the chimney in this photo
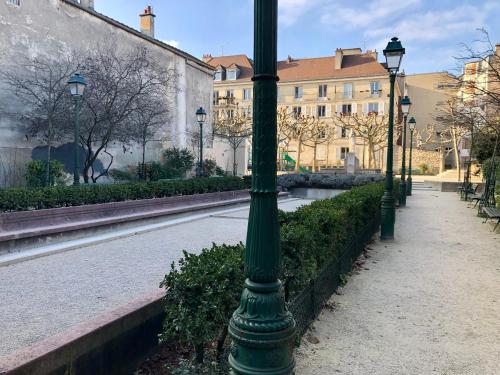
[335,48,343,70]
[80,0,94,9]
[140,6,156,38]
[366,49,378,61]
[202,54,213,63]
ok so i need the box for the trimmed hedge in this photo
[160,182,389,365]
[0,177,248,212]
[277,173,384,190]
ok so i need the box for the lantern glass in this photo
[68,73,87,97]
[196,107,207,124]
[401,96,411,115]
[409,117,416,131]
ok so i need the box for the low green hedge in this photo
[0,177,248,212]
[160,182,388,366]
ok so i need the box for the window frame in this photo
[318,84,328,98]
[317,105,326,118]
[294,86,303,100]
[343,83,353,99]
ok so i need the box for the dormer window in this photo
[214,66,226,81]
[7,0,20,6]
[227,66,240,81]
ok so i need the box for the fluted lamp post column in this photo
[228,1,296,374]
[195,107,207,177]
[399,95,412,206]
[407,117,416,196]
[68,73,87,186]
[381,37,405,240]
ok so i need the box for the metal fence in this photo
[288,213,381,337]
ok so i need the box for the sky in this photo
[95,0,500,75]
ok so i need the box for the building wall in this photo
[214,75,400,174]
[0,0,212,185]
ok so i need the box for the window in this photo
[343,83,353,99]
[292,106,302,118]
[228,110,234,119]
[318,84,328,98]
[342,104,352,115]
[243,88,252,101]
[214,71,222,81]
[341,127,348,138]
[7,0,20,5]
[213,91,219,105]
[368,102,379,114]
[294,86,303,99]
[317,105,326,118]
[319,130,326,139]
[226,90,234,98]
[341,147,350,160]
[227,70,238,80]
[370,81,380,97]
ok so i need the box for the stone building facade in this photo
[0,0,213,186]
[205,49,402,175]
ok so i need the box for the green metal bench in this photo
[482,206,500,231]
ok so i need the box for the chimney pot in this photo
[80,0,94,10]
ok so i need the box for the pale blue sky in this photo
[95,0,499,74]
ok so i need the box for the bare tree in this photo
[333,112,389,169]
[79,45,177,183]
[302,118,335,172]
[212,97,252,176]
[0,53,79,185]
[434,97,470,179]
[128,94,172,180]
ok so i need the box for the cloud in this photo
[162,40,179,48]
[321,0,421,29]
[279,0,325,27]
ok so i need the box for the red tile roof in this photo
[206,53,387,83]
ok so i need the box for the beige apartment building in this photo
[205,48,402,175]
[404,72,460,173]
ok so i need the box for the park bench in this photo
[482,206,500,231]
[458,183,478,200]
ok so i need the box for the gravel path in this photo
[0,198,310,358]
[295,190,500,375]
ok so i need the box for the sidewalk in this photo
[295,190,500,375]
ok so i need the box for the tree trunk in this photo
[439,147,445,174]
[295,139,302,172]
[142,141,147,181]
[216,325,229,361]
[312,144,317,172]
[194,343,205,364]
[233,146,238,176]
[451,128,461,181]
[45,119,53,186]
[368,140,374,169]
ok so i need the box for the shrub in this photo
[160,244,245,363]
[0,177,248,212]
[203,159,226,177]
[25,160,65,187]
[277,173,383,189]
[160,182,387,367]
[162,148,195,178]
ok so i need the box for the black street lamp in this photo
[228,1,296,373]
[67,73,87,186]
[407,117,416,196]
[195,107,207,177]
[399,95,412,206]
[381,37,405,240]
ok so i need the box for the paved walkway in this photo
[296,190,500,375]
[0,198,310,358]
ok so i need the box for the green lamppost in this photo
[399,95,412,206]
[195,107,207,177]
[228,1,296,374]
[68,73,87,186]
[381,37,405,240]
[407,117,416,196]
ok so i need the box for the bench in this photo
[482,206,500,231]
